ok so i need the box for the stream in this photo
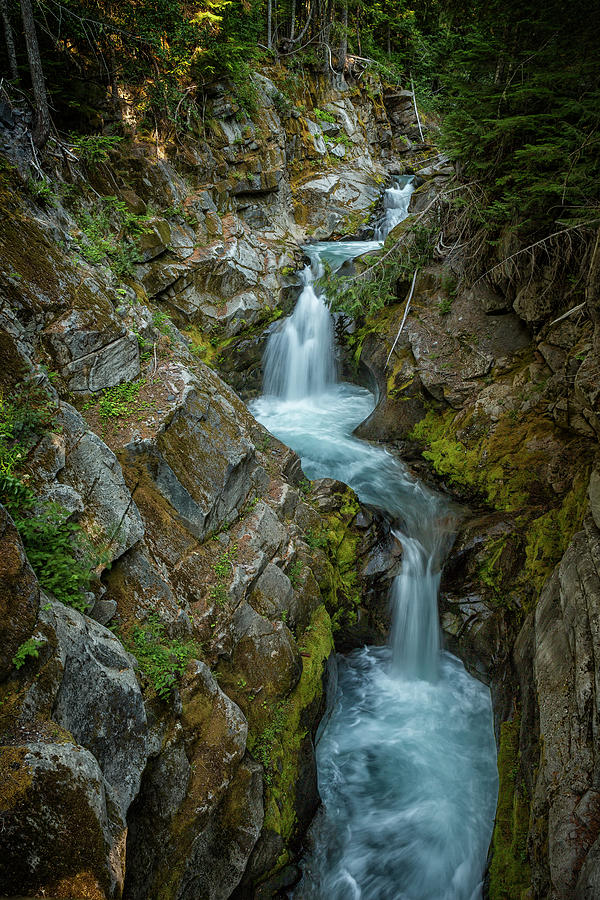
[250,178,498,900]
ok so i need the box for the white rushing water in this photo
[374,175,416,240]
[250,180,498,900]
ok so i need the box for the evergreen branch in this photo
[473,220,600,286]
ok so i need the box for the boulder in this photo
[0,740,127,899]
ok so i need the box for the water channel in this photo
[250,179,498,900]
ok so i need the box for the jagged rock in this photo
[0,505,39,681]
[28,409,134,556]
[293,169,381,240]
[123,373,256,542]
[530,516,600,898]
[249,562,295,621]
[45,308,140,394]
[124,661,254,900]
[33,600,152,818]
[229,602,301,698]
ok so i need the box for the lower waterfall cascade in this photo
[250,180,499,900]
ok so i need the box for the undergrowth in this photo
[0,377,99,611]
[126,613,199,699]
[76,195,152,278]
[323,220,439,320]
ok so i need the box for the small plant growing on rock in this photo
[127,614,198,699]
[71,134,122,165]
[12,637,45,670]
[288,559,304,587]
[84,378,154,430]
[152,310,174,338]
[0,378,101,611]
[213,545,238,577]
[305,526,328,550]
[314,108,336,124]
[209,583,228,606]
[26,176,56,205]
[14,504,97,611]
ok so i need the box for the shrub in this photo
[127,614,198,699]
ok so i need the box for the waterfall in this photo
[263,261,336,399]
[251,177,498,900]
[263,177,414,401]
[373,175,415,241]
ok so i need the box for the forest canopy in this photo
[1,0,599,246]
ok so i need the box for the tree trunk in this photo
[267,0,272,49]
[290,0,296,41]
[1,0,18,81]
[339,0,347,73]
[20,0,50,147]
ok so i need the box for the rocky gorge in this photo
[0,43,598,900]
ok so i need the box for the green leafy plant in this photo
[26,176,56,205]
[77,196,152,277]
[288,559,304,588]
[213,545,238,578]
[127,613,198,699]
[248,701,287,784]
[12,637,45,670]
[152,310,174,337]
[304,526,328,550]
[209,583,228,606]
[84,379,153,428]
[71,134,123,165]
[14,504,97,611]
[132,330,153,361]
[314,107,336,124]
[298,478,312,496]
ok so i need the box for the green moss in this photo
[523,470,589,595]
[312,488,362,630]
[489,718,531,900]
[478,533,513,596]
[249,605,333,843]
[410,408,555,513]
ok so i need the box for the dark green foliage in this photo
[12,505,95,611]
[12,637,45,670]
[126,614,199,699]
[439,0,600,238]
[71,133,123,165]
[76,196,152,277]
[324,221,438,320]
[0,377,97,611]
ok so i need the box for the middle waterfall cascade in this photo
[250,179,498,899]
[373,175,416,240]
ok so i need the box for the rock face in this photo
[528,516,600,899]
[0,506,39,680]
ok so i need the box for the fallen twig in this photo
[385,269,418,369]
